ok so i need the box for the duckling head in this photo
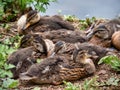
[72,50,96,74]
[17,10,40,34]
[87,25,109,40]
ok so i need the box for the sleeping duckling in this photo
[7,46,37,79]
[72,50,96,74]
[37,30,87,43]
[112,31,120,50]
[53,40,81,58]
[7,37,55,79]
[74,43,110,65]
[20,29,87,45]
[87,18,120,47]
[20,33,55,57]
[19,50,95,85]
[17,10,74,35]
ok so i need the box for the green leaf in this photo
[4,63,15,70]
[1,70,13,78]
[3,38,12,45]
[2,78,19,88]
[98,55,120,71]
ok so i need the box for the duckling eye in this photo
[95,30,108,38]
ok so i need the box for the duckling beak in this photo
[22,23,31,30]
[86,31,94,40]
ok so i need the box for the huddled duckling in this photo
[20,33,55,57]
[17,10,74,35]
[74,43,110,65]
[112,31,120,50]
[87,18,120,47]
[51,40,82,62]
[7,46,37,79]
[7,36,55,78]
[37,30,87,43]
[20,30,87,45]
[19,50,95,85]
[72,50,96,74]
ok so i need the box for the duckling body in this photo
[40,30,86,43]
[89,35,111,47]
[112,31,120,50]
[20,30,87,46]
[19,51,95,85]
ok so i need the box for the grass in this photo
[98,55,120,71]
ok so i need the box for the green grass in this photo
[98,55,120,71]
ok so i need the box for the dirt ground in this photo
[1,20,120,90]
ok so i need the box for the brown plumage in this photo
[89,35,111,47]
[19,51,95,85]
[7,36,55,78]
[112,31,120,50]
[7,46,38,79]
[20,34,55,57]
[20,30,87,45]
[73,43,110,65]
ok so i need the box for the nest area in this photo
[1,15,120,90]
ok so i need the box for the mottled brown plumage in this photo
[74,43,110,65]
[19,51,95,85]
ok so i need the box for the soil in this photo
[1,20,120,90]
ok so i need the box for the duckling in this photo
[7,37,55,79]
[20,33,55,57]
[19,51,95,85]
[111,31,120,50]
[87,18,120,47]
[20,30,87,45]
[7,46,38,79]
[17,10,74,35]
[40,30,87,43]
[53,40,81,57]
[74,43,110,65]
[72,50,96,74]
